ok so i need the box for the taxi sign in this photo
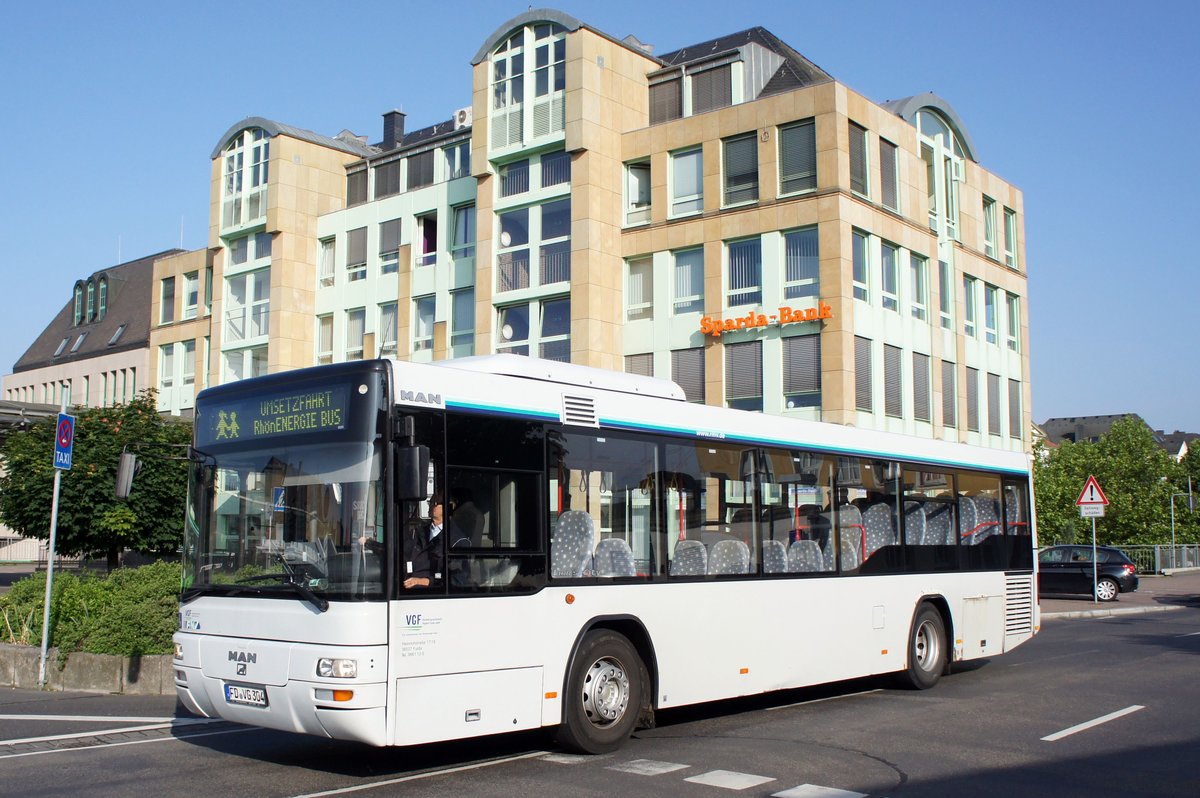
[53,413,75,471]
[1076,475,1108,506]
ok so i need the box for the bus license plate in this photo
[224,683,268,707]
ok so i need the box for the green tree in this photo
[1034,416,1186,546]
[0,392,192,570]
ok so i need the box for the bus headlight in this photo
[317,658,357,678]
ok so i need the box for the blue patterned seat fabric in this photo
[709,539,750,575]
[761,539,788,574]
[787,539,824,573]
[863,503,895,558]
[593,537,636,577]
[670,539,708,576]
[550,510,595,578]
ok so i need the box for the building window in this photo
[160,277,175,323]
[691,63,732,114]
[673,248,704,314]
[962,276,977,337]
[53,337,69,357]
[983,197,998,259]
[451,289,474,354]
[941,360,957,429]
[378,302,398,358]
[1004,207,1018,268]
[909,254,928,321]
[879,138,898,210]
[540,150,570,187]
[626,257,653,321]
[783,335,821,409]
[984,284,999,345]
[159,344,175,390]
[913,352,930,422]
[182,272,199,320]
[345,308,365,360]
[97,278,107,319]
[407,150,435,191]
[497,207,530,291]
[726,238,762,307]
[1006,294,1020,351]
[533,24,566,103]
[539,199,571,285]
[722,133,758,205]
[966,366,980,432]
[86,280,95,321]
[182,340,196,387]
[222,128,269,227]
[374,160,401,199]
[204,265,213,313]
[783,228,819,299]
[849,121,868,197]
[725,340,763,411]
[445,142,470,180]
[452,204,476,261]
[938,260,953,330]
[317,315,333,365]
[379,219,402,274]
[852,229,869,302]
[883,344,903,418]
[779,120,816,194]
[649,75,682,124]
[497,304,529,355]
[880,242,899,312]
[538,297,570,361]
[671,148,703,216]
[347,227,367,281]
[70,333,87,353]
[73,285,83,325]
[229,236,249,267]
[987,372,1002,436]
[672,348,704,403]
[318,238,336,287]
[108,324,126,346]
[347,170,367,207]
[855,336,873,412]
[499,159,529,197]
[413,296,435,353]
[491,29,526,148]
[223,346,267,382]
[225,268,270,342]
[1008,379,1022,440]
[625,161,651,225]
[625,353,653,377]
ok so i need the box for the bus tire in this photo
[556,630,644,754]
[897,604,946,690]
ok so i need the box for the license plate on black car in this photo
[224,683,268,707]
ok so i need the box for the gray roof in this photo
[211,117,377,160]
[11,250,183,374]
[656,26,834,94]
[0,400,58,435]
[1039,414,1159,445]
[881,93,979,163]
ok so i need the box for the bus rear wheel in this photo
[556,630,644,754]
[897,604,946,690]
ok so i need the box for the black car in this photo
[1038,545,1139,601]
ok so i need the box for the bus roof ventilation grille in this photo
[562,394,598,427]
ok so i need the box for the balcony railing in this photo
[539,242,570,284]
[498,250,530,292]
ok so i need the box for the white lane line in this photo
[0,718,217,746]
[0,725,255,760]
[1176,631,1200,638]
[0,714,179,723]
[1041,705,1145,742]
[685,769,775,790]
[290,751,551,797]
[766,688,882,711]
[607,758,690,776]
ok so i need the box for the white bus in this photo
[173,355,1037,753]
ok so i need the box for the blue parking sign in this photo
[53,413,75,470]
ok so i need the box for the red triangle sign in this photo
[1076,475,1109,506]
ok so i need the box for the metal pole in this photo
[1092,517,1098,605]
[1171,496,1177,570]
[38,394,67,689]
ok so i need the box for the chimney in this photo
[382,110,406,150]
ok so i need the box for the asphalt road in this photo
[3,601,1198,798]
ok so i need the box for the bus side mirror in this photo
[115,451,140,499]
[395,445,430,501]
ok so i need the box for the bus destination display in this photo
[198,384,350,446]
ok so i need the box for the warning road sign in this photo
[1076,475,1108,506]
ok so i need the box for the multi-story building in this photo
[147,8,1031,452]
[3,250,182,408]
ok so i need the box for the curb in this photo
[1041,604,1186,621]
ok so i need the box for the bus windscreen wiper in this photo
[236,571,330,613]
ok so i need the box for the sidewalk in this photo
[1040,569,1200,620]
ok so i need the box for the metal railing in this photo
[1117,544,1200,574]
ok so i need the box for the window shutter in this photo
[779,121,816,194]
[966,367,980,431]
[379,219,401,253]
[725,340,763,400]
[849,122,867,195]
[784,228,819,299]
[691,64,731,114]
[626,258,653,320]
[884,344,902,418]
[879,139,898,209]
[1008,379,1022,439]
[348,228,367,265]
[407,151,434,190]
[783,335,821,394]
[941,360,956,428]
[912,352,930,422]
[987,372,1002,435]
[671,348,705,403]
[347,171,367,206]
[673,248,704,313]
[855,336,872,411]
[727,238,762,305]
[625,353,653,377]
[723,135,758,204]
[650,78,682,124]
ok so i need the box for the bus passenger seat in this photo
[670,539,707,576]
[904,501,926,546]
[863,503,895,557]
[550,510,595,578]
[761,539,788,574]
[787,539,823,573]
[709,539,750,575]
[594,538,636,577]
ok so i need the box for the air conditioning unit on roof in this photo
[454,107,473,129]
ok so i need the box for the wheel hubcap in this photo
[915,620,940,671]
[1097,581,1116,600]
[581,656,630,728]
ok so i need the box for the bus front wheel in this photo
[556,630,644,754]
[897,604,946,690]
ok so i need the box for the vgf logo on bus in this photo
[229,649,257,676]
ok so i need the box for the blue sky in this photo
[3,1,1197,433]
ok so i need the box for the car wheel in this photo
[1096,577,1119,602]
[896,603,946,690]
[555,630,644,754]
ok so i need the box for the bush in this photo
[0,561,181,656]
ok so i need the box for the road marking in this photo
[766,688,882,711]
[1176,631,1200,638]
[773,785,869,798]
[0,718,218,747]
[1041,705,1145,741]
[290,751,550,797]
[0,714,179,723]
[686,770,775,790]
[0,725,254,760]
[607,758,690,776]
